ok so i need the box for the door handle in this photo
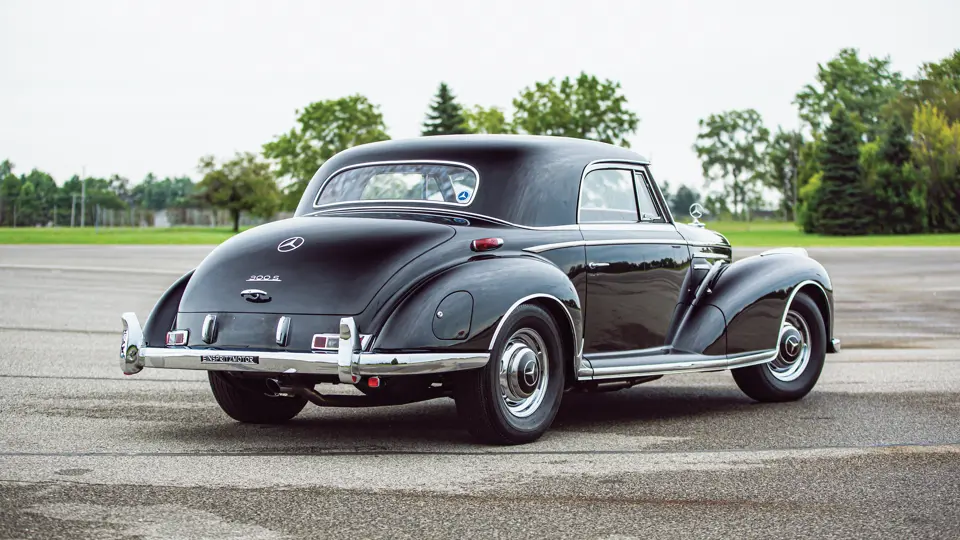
[587,262,609,270]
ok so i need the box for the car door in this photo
[579,166,691,355]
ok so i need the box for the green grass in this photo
[706,221,960,247]
[0,226,245,245]
[1,222,959,247]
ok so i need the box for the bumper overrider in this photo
[119,313,489,383]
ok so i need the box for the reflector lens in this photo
[165,330,189,346]
[471,237,504,252]
[367,376,381,388]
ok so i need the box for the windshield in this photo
[314,163,479,207]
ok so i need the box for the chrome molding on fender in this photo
[487,293,585,378]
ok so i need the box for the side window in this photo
[578,169,639,223]
[634,171,664,222]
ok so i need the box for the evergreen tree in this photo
[870,118,924,234]
[422,83,469,136]
[813,105,872,235]
[879,119,911,167]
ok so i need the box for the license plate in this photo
[200,355,259,364]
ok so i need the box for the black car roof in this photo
[294,134,650,227]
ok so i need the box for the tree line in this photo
[694,48,960,235]
[3,47,958,234]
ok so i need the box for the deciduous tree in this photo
[795,48,904,141]
[911,104,960,232]
[765,128,803,221]
[887,49,960,125]
[196,152,281,232]
[464,105,515,134]
[692,109,769,219]
[512,72,639,146]
[263,95,390,209]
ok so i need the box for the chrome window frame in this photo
[576,166,643,225]
[576,159,676,226]
[311,160,481,210]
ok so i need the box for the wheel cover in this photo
[768,310,812,382]
[498,328,549,418]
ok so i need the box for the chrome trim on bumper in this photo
[120,314,488,378]
[828,338,841,353]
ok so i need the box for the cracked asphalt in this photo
[1,245,959,539]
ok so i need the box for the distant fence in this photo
[0,200,291,229]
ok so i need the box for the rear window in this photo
[315,163,479,207]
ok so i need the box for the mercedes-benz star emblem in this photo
[277,237,304,252]
[785,335,801,356]
[689,203,705,220]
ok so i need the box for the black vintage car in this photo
[120,135,840,444]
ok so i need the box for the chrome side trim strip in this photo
[304,205,581,231]
[584,349,777,380]
[312,160,482,209]
[578,223,679,232]
[524,238,694,254]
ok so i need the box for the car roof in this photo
[294,134,651,227]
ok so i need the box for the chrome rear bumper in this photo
[120,313,488,382]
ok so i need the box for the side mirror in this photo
[689,203,705,228]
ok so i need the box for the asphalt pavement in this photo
[1,244,959,539]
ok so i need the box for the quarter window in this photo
[634,171,663,222]
[579,169,639,223]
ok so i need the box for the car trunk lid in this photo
[178,216,455,315]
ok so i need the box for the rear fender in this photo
[142,269,195,346]
[373,256,583,371]
[703,252,833,355]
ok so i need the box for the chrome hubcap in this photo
[768,310,811,382]
[499,328,549,418]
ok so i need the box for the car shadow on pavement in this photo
[137,383,760,450]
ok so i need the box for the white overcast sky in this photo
[1,0,957,194]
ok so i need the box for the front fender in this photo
[373,256,582,358]
[142,269,195,346]
[706,252,833,355]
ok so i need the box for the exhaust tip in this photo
[264,378,283,394]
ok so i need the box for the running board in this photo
[578,349,777,381]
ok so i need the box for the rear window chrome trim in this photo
[312,160,481,209]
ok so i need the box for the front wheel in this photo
[208,372,307,424]
[453,304,566,445]
[732,292,826,402]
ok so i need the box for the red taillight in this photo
[165,330,189,346]
[312,334,340,351]
[367,376,381,388]
[471,237,504,252]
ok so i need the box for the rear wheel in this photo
[454,304,565,445]
[208,372,307,424]
[732,292,826,402]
